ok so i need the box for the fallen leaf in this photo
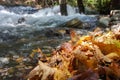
[68,69,99,80]
[27,61,55,80]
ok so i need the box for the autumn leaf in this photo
[70,29,80,43]
[109,63,120,78]
[105,52,120,62]
[60,42,73,53]
[68,69,99,80]
[93,41,120,56]
[27,27,120,80]
[27,61,55,80]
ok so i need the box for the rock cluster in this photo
[98,10,120,28]
[110,10,120,36]
[110,10,120,26]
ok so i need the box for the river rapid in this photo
[0,5,97,56]
[0,4,99,80]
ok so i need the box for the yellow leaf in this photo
[105,52,120,61]
[93,41,120,55]
[16,57,23,63]
[76,36,92,45]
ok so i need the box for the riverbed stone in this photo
[110,15,120,21]
[0,57,9,68]
[98,16,111,27]
[110,10,120,16]
[45,28,67,38]
[109,10,120,26]
[62,18,84,28]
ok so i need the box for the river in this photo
[0,5,97,56]
[0,5,97,80]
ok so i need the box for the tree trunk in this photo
[77,0,84,13]
[59,0,68,16]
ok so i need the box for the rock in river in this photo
[62,18,83,28]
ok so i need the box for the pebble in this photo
[0,57,9,68]
[0,57,9,64]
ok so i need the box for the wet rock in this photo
[98,10,120,28]
[0,57,9,64]
[110,15,120,21]
[13,55,20,59]
[62,18,83,28]
[110,10,120,26]
[110,21,120,25]
[98,16,111,27]
[109,10,120,38]
[0,32,19,42]
[45,29,66,38]
[0,57,9,68]
[110,10,120,16]
[18,17,25,24]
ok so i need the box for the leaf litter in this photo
[27,27,120,80]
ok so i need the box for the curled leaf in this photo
[27,61,55,80]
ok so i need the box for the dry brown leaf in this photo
[89,27,103,38]
[54,62,71,80]
[27,28,120,80]
[54,69,67,80]
[70,29,80,43]
[68,69,99,80]
[86,59,98,69]
[109,63,120,78]
[73,45,88,64]
[16,57,23,63]
[105,52,120,61]
[27,61,55,80]
[60,42,73,53]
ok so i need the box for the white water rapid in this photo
[0,5,97,43]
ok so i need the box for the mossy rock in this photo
[62,18,83,28]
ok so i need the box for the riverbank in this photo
[0,4,119,80]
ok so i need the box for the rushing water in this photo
[0,5,97,28]
[0,5,98,79]
[0,5,97,56]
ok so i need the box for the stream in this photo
[0,5,97,80]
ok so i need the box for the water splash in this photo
[0,5,97,36]
[0,5,98,57]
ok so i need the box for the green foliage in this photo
[83,0,111,14]
[67,0,77,7]
[96,0,111,14]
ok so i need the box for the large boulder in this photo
[98,16,111,27]
[62,18,91,29]
[63,18,83,28]
[97,10,120,28]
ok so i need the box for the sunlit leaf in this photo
[16,57,23,63]
[27,27,120,80]
[70,29,80,43]
[93,41,120,55]
[105,52,120,61]
[27,61,55,80]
